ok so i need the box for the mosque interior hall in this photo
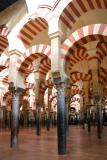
[0,0,107,159]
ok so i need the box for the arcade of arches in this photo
[0,0,107,158]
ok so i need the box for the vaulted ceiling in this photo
[0,0,18,12]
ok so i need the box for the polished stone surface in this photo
[0,126,107,160]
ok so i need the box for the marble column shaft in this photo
[11,91,20,148]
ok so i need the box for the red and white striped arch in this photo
[21,83,35,97]
[0,25,9,54]
[49,95,57,108]
[59,0,107,29]
[0,68,8,83]
[71,85,84,97]
[99,67,107,86]
[24,57,51,78]
[25,79,53,94]
[3,91,10,99]
[24,0,107,35]
[24,63,34,78]
[61,24,107,60]
[40,80,53,93]
[51,97,57,107]
[96,42,107,61]
[39,57,51,75]
[2,86,10,99]
[49,95,57,103]
[70,72,92,83]
[0,53,9,71]
[25,82,35,90]
[67,47,89,70]
[18,17,48,47]
[17,44,51,74]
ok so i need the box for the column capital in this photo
[8,82,23,94]
[52,71,69,90]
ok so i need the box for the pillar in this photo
[85,42,103,139]
[33,58,42,136]
[65,85,70,131]
[35,98,41,136]
[96,99,103,139]
[91,59,103,139]
[8,49,27,131]
[9,82,22,148]
[84,81,91,132]
[57,81,67,154]
[80,96,85,129]
[46,88,52,131]
[50,29,68,154]
[57,83,67,154]
[52,72,68,155]
[50,31,61,72]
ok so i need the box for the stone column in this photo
[85,42,103,139]
[80,96,85,129]
[33,58,41,136]
[46,88,52,131]
[9,82,22,148]
[50,31,61,72]
[52,72,67,155]
[83,81,91,132]
[65,85,70,132]
[91,59,103,139]
[35,79,41,136]
[57,81,67,155]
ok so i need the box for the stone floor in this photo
[0,126,107,160]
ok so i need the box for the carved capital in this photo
[52,71,61,85]
[52,71,69,93]
[9,82,23,95]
